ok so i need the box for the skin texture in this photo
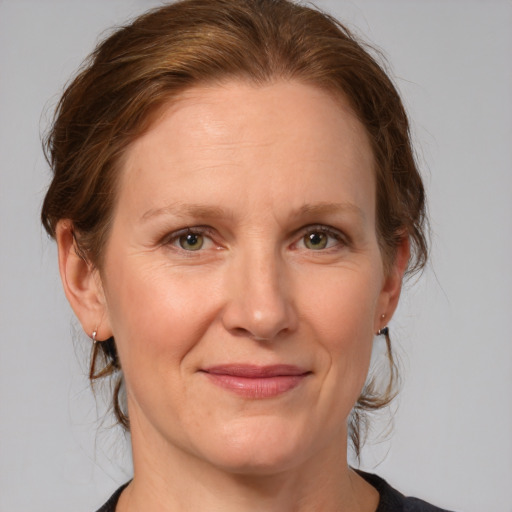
[57,81,408,512]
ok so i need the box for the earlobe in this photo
[376,236,410,331]
[55,220,112,341]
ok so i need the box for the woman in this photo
[41,0,451,510]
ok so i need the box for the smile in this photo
[200,365,311,398]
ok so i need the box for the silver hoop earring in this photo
[92,330,98,344]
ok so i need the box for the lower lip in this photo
[203,373,308,398]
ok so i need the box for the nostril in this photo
[231,327,250,338]
[220,272,298,341]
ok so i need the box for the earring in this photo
[376,314,388,336]
[92,330,98,344]
[377,326,389,337]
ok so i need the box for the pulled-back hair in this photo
[41,0,427,457]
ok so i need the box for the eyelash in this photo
[294,224,348,251]
[161,224,348,253]
[162,226,217,252]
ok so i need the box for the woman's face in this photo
[95,81,403,474]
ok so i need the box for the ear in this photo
[55,220,112,341]
[375,236,410,333]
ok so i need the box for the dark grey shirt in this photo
[95,472,454,512]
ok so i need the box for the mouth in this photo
[200,364,311,398]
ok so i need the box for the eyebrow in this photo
[295,201,366,221]
[140,201,365,223]
[140,203,228,223]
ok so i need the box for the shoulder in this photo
[357,471,456,512]
[95,482,129,512]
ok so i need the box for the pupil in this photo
[310,233,323,245]
[187,234,198,246]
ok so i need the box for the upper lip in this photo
[201,364,310,378]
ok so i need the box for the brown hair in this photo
[41,0,427,456]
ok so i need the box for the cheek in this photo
[299,267,382,401]
[102,259,222,387]
[301,266,381,344]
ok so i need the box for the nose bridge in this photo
[222,239,296,340]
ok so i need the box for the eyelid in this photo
[161,225,217,249]
[293,224,349,249]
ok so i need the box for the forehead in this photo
[143,80,372,160]
[118,80,376,224]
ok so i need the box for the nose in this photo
[221,247,297,342]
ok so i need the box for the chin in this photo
[194,416,324,476]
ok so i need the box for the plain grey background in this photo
[1,1,511,511]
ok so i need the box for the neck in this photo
[118,417,379,512]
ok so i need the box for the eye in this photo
[179,232,204,251]
[163,227,217,253]
[304,231,329,250]
[298,226,346,251]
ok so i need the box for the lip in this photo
[200,364,311,398]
